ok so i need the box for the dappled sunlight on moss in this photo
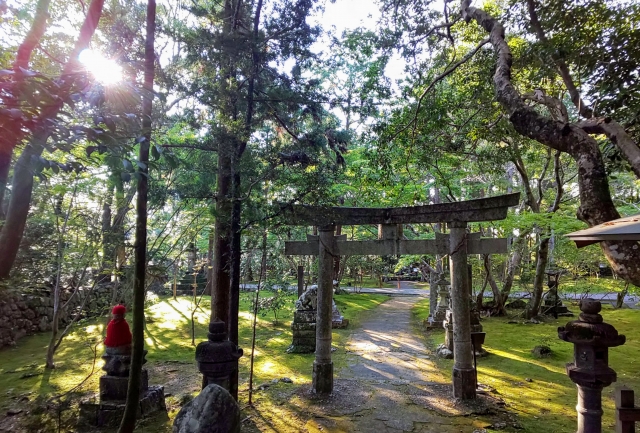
[412,298,640,432]
[483,347,566,374]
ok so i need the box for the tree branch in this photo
[525,0,640,179]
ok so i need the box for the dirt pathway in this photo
[244,287,523,433]
[279,290,519,433]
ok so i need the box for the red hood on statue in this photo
[104,305,132,348]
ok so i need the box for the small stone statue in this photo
[80,305,165,426]
[103,305,133,377]
[295,285,318,311]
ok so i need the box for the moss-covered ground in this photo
[2,292,638,432]
[0,292,387,432]
[412,298,640,432]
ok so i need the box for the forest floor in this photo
[0,286,639,432]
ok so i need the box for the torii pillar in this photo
[449,221,475,398]
[313,224,336,393]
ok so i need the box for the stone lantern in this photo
[196,320,243,400]
[558,298,625,433]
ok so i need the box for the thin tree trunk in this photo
[98,187,114,283]
[476,272,489,310]
[206,229,214,295]
[500,234,525,302]
[117,0,155,430]
[484,254,506,315]
[525,235,550,319]
[615,282,629,309]
[45,184,77,369]
[248,227,267,405]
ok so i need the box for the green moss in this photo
[0,292,387,432]
[412,299,640,432]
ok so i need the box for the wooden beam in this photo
[277,193,520,226]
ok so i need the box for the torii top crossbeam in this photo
[278,193,520,226]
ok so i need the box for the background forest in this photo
[1,0,640,428]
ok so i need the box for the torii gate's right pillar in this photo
[449,221,476,399]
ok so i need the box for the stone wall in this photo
[0,285,115,349]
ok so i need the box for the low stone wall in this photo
[0,285,115,349]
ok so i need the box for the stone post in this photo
[298,265,304,298]
[558,299,625,433]
[449,221,475,399]
[187,242,196,271]
[313,224,335,394]
[429,271,439,317]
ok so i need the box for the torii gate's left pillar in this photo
[449,221,476,399]
[313,224,336,394]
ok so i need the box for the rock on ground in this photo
[173,384,240,433]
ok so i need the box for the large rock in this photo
[173,384,240,433]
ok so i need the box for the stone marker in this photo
[287,285,349,354]
[173,384,240,433]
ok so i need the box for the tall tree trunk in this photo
[211,149,232,327]
[500,231,527,304]
[0,137,44,278]
[0,0,52,217]
[228,170,242,346]
[333,224,342,281]
[117,0,155,430]
[0,0,106,279]
[461,0,640,286]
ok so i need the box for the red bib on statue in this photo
[104,318,132,348]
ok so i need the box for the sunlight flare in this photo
[78,49,123,85]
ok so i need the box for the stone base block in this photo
[292,329,316,339]
[286,343,315,354]
[294,310,316,322]
[291,322,316,331]
[424,316,444,329]
[332,318,349,329]
[292,336,316,346]
[452,367,476,400]
[312,361,333,394]
[79,385,166,427]
[100,369,148,401]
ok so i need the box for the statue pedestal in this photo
[288,310,317,353]
[79,347,166,427]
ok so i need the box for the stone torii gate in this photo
[281,193,519,399]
